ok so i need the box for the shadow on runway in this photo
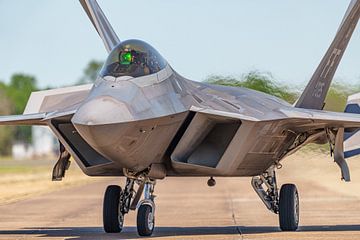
[241,225,360,233]
[1,225,360,239]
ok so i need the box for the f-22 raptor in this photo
[1,0,360,236]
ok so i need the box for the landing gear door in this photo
[334,128,351,182]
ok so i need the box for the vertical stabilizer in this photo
[80,0,120,52]
[344,93,360,158]
[295,0,360,110]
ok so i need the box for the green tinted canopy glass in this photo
[101,39,167,78]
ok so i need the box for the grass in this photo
[0,165,50,174]
[0,157,54,174]
[0,156,15,161]
[301,143,330,154]
[0,158,94,204]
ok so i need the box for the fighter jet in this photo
[0,0,359,236]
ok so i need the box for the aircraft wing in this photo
[190,106,360,130]
[0,113,47,126]
[23,84,92,115]
[278,108,360,131]
[0,84,92,126]
[277,108,360,182]
[184,106,359,181]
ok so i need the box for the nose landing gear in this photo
[102,173,156,236]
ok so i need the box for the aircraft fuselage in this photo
[68,51,303,177]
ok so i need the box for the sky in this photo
[0,0,359,88]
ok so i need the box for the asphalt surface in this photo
[1,167,360,240]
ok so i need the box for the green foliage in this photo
[206,71,298,103]
[77,60,104,84]
[324,82,360,112]
[205,72,360,113]
[0,126,14,156]
[0,88,14,155]
[6,74,37,114]
[0,74,37,153]
[5,74,37,143]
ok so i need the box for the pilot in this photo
[101,46,166,78]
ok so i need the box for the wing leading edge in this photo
[0,84,93,126]
[191,106,360,130]
[278,108,360,131]
[0,113,46,126]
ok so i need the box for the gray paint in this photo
[79,0,120,52]
[295,0,360,110]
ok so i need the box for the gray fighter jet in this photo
[1,0,360,236]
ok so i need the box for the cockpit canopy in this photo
[100,39,167,78]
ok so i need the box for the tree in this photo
[206,71,298,104]
[324,82,360,112]
[205,72,360,112]
[6,74,37,114]
[78,60,104,84]
[0,88,14,155]
[5,74,37,143]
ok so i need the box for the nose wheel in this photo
[102,176,156,236]
[137,204,155,236]
[136,181,156,236]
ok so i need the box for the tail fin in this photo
[344,93,360,158]
[295,0,360,110]
[79,0,120,52]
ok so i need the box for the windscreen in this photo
[100,39,167,78]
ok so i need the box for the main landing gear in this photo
[103,173,156,236]
[251,166,299,231]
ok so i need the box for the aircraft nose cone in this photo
[72,96,134,126]
[71,96,135,155]
[71,96,136,167]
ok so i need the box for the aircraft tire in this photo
[279,184,299,231]
[137,204,155,236]
[103,185,123,233]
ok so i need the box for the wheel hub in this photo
[147,211,154,230]
[294,191,299,225]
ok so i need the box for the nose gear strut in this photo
[102,168,156,236]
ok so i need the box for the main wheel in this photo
[137,204,155,236]
[279,184,299,231]
[103,185,124,233]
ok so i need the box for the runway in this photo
[1,152,360,239]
